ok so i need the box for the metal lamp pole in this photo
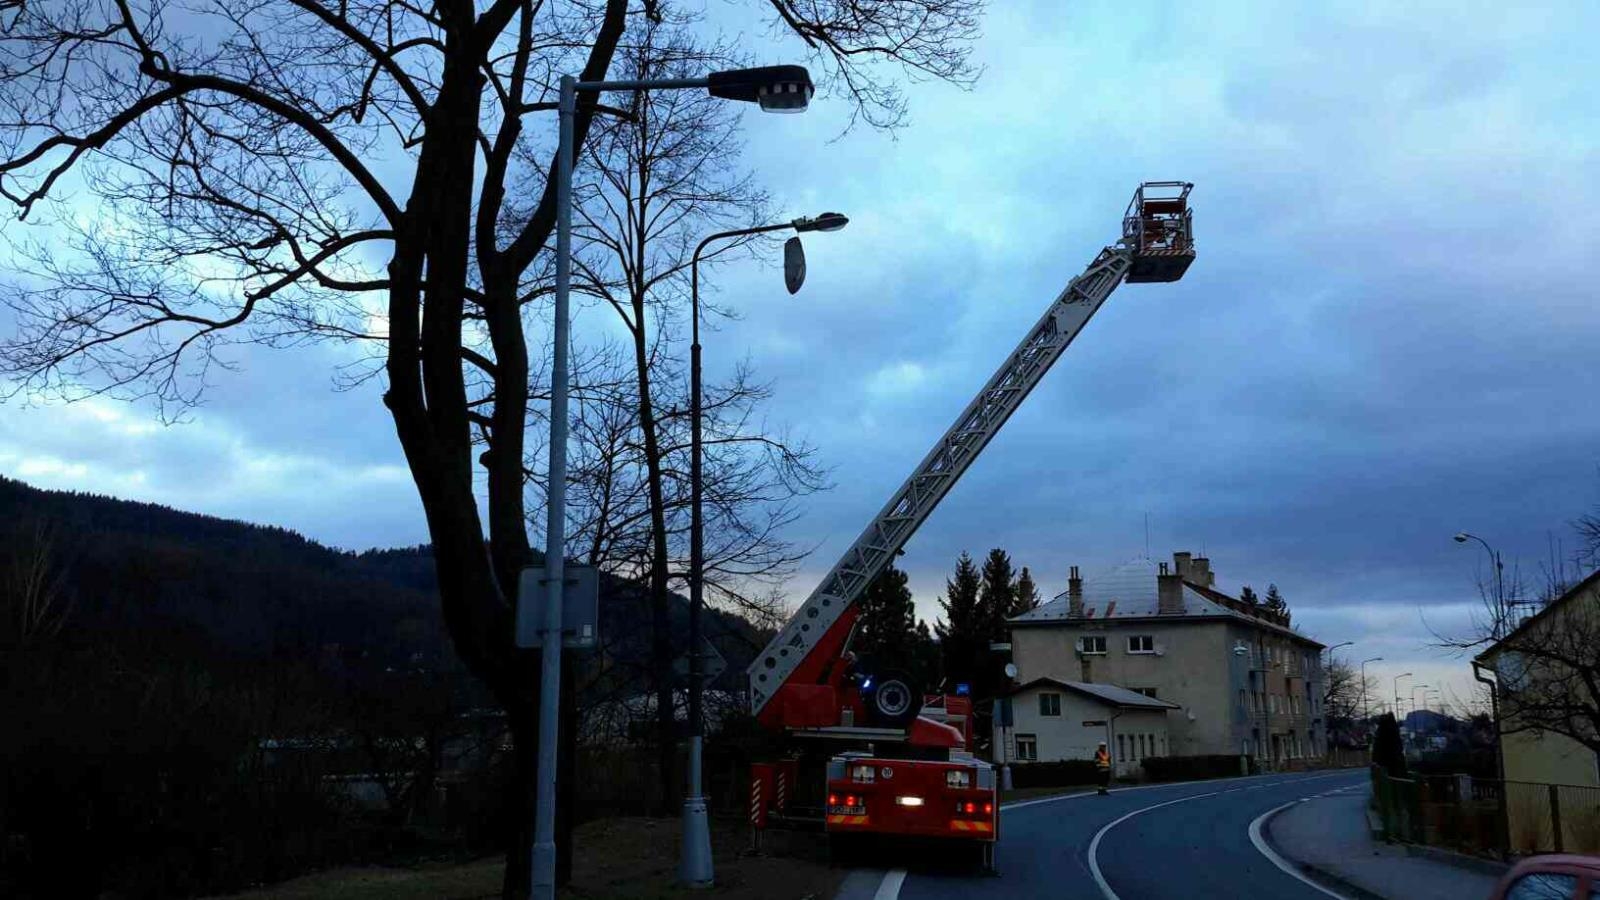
[1393,672,1412,722]
[1360,656,1383,725]
[1455,531,1508,635]
[538,64,815,900]
[685,211,846,887]
[1410,684,1428,721]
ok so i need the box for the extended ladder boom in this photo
[748,183,1195,720]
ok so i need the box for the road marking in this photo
[1087,788,1231,900]
[872,868,906,900]
[1248,800,1355,900]
[1087,772,1357,900]
[871,770,1363,900]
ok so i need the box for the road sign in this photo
[673,636,727,685]
[515,565,599,650]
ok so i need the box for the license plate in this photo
[830,806,865,816]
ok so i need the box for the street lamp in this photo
[537,63,814,900]
[1410,684,1429,721]
[1360,657,1383,724]
[684,210,846,888]
[1455,531,1509,635]
[1393,672,1413,721]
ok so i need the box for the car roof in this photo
[1507,854,1600,876]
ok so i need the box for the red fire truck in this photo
[744,183,1197,868]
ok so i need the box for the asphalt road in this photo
[862,769,1369,900]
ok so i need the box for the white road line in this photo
[872,869,907,900]
[1248,800,1354,900]
[1087,788,1231,900]
[872,771,1363,900]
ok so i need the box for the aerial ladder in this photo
[743,183,1196,863]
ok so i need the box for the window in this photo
[1238,689,1247,712]
[1127,635,1155,654]
[1015,734,1037,761]
[1117,734,1126,761]
[1134,687,1158,699]
[1505,872,1577,900]
[1137,734,1147,758]
[1080,635,1107,655]
[1038,692,1062,717]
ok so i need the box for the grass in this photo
[212,817,840,900]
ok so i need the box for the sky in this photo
[3,0,1598,708]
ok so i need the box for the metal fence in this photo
[1371,767,1600,858]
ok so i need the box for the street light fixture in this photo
[1455,530,1509,634]
[1410,684,1429,721]
[1360,657,1383,724]
[536,63,814,900]
[684,210,846,889]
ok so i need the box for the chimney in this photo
[1067,565,1084,617]
[1173,551,1193,580]
[1192,556,1214,587]
[1158,562,1185,615]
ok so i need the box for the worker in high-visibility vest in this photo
[1094,741,1112,795]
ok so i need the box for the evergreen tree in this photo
[856,565,918,666]
[978,548,1017,643]
[1263,583,1290,622]
[934,552,983,691]
[1239,585,1259,608]
[1012,566,1041,616]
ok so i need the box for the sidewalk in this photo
[1266,785,1504,900]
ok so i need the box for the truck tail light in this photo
[846,795,857,807]
[964,801,976,815]
[983,802,993,815]
[828,793,839,806]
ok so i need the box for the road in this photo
[852,769,1368,900]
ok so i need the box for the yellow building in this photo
[1476,568,1600,852]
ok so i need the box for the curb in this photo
[1259,803,1388,900]
[1402,843,1509,878]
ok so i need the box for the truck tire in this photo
[862,669,920,728]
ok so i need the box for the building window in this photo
[1117,734,1126,761]
[1016,734,1037,761]
[1137,734,1147,758]
[1080,635,1107,655]
[1127,635,1155,654]
[1238,689,1247,712]
[1038,692,1062,717]
[1134,687,1158,699]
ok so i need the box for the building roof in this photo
[1002,677,1180,710]
[1008,556,1322,647]
[1475,565,1600,663]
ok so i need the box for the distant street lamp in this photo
[683,210,846,889]
[1455,531,1510,635]
[1393,672,1413,720]
[1410,684,1429,721]
[537,63,815,900]
[1360,657,1383,724]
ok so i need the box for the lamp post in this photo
[538,64,814,900]
[1455,531,1509,636]
[1360,656,1383,725]
[1393,672,1413,722]
[1410,684,1428,722]
[684,210,846,887]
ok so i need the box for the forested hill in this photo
[0,475,765,681]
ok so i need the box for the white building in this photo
[994,677,1178,777]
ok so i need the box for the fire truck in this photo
[744,183,1197,867]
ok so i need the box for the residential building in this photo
[1007,552,1325,764]
[993,678,1178,777]
[1476,568,1600,790]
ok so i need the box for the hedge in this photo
[1140,754,1254,782]
[1008,759,1101,788]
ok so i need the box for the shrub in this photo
[1008,759,1101,788]
[1140,754,1251,782]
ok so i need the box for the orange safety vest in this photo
[1094,749,1110,770]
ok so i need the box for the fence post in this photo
[1548,783,1563,853]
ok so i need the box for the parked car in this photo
[1489,855,1600,899]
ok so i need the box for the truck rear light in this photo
[895,796,924,807]
[846,795,857,807]
[983,802,993,815]
[945,769,971,788]
[964,801,976,815]
[828,793,839,806]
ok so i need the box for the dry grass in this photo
[211,817,840,900]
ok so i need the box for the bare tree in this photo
[0,0,978,890]
[0,518,73,649]
[1322,655,1375,745]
